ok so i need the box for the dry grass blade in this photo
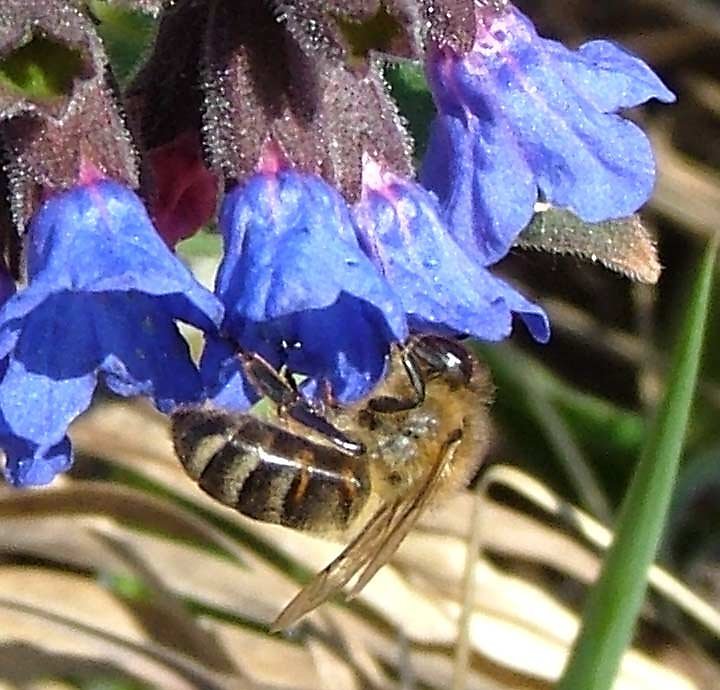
[390,532,696,689]
[66,401,707,689]
[320,607,526,690]
[482,465,720,639]
[92,528,241,674]
[651,133,720,238]
[70,524,396,688]
[0,512,131,574]
[0,475,293,684]
[86,520,300,625]
[0,567,238,690]
[0,480,247,561]
[204,621,334,690]
[426,496,600,584]
[452,483,485,690]
[305,638,362,690]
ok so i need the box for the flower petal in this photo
[1,434,73,488]
[282,295,396,401]
[91,292,205,411]
[0,288,205,445]
[421,112,536,265]
[200,335,255,411]
[356,161,549,343]
[217,171,406,335]
[560,40,675,113]
[212,169,408,402]
[0,356,96,449]
[24,179,223,331]
[423,3,675,260]
[0,179,221,485]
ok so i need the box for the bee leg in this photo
[277,363,331,418]
[238,351,365,456]
[368,346,426,413]
[239,350,298,410]
[368,335,474,414]
[280,366,301,397]
[315,378,336,416]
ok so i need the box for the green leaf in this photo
[336,7,404,63]
[385,62,434,159]
[102,572,153,603]
[89,0,156,84]
[556,237,718,690]
[0,35,85,102]
[517,205,661,284]
[176,229,222,260]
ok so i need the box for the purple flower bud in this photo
[147,131,219,247]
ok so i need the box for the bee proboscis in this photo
[171,335,493,630]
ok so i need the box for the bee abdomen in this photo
[172,408,370,532]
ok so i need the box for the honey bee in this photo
[171,335,493,630]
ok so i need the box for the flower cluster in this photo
[0,0,673,486]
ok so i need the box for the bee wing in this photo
[270,501,401,632]
[347,431,460,598]
[271,430,464,631]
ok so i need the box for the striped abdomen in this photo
[171,407,370,532]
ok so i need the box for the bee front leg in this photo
[237,350,365,456]
[368,345,426,413]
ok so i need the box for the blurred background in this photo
[1,0,720,688]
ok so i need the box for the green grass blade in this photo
[556,237,718,690]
